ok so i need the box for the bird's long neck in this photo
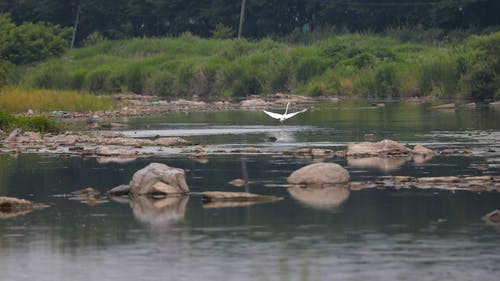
[284,102,290,115]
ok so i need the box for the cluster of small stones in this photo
[350,175,500,192]
[1,130,191,155]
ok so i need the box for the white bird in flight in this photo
[263,102,307,123]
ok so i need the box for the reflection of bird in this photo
[263,102,307,123]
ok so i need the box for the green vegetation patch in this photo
[0,87,113,112]
[0,110,59,133]
[8,30,500,102]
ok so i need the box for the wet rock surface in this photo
[482,209,500,225]
[129,163,190,195]
[350,175,500,192]
[202,191,282,204]
[347,139,412,157]
[0,129,191,155]
[0,196,48,218]
[287,162,350,185]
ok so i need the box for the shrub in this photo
[418,59,461,98]
[145,70,176,97]
[82,31,106,47]
[0,14,71,64]
[295,57,328,82]
[211,23,234,39]
[460,32,500,101]
[0,110,58,133]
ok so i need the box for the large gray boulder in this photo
[129,163,189,195]
[287,162,349,185]
[347,139,411,157]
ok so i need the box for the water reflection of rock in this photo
[287,184,350,210]
[129,195,188,228]
[347,156,409,172]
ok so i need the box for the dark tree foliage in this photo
[0,13,71,64]
[0,0,499,43]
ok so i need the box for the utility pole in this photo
[70,5,81,49]
[238,0,246,38]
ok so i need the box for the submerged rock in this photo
[482,209,500,225]
[0,196,47,219]
[228,178,247,187]
[69,188,108,205]
[351,175,499,192]
[96,147,139,156]
[347,139,411,157]
[287,162,349,185]
[129,163,189,195]
[202,191,281,204]
[433,103,455,110]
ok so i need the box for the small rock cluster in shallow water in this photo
[0,129,191,156]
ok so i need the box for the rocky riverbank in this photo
[19,93,318,120]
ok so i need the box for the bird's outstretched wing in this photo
[283,108,307,120]
[263,110,284,120]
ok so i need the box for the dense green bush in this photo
[460,32,500,101]
[0,13,71,64]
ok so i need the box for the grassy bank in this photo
[11,31,500,102]
[0,87,113,112]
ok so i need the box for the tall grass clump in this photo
[0,87,113,112]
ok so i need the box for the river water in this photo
[1,101,499,280]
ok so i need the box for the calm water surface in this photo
[1,101,499,280]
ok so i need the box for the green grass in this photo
[0,87,113,112]
[11,30,500,101]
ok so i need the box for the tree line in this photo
[1,0,499,45]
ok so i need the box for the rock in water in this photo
[412,144,434,156]
[0,196,47,218]
[129,163,189,195]
[202,191,281,203]
[347,139,411,157]
[287,162,350,185]
[482,209,500,225]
